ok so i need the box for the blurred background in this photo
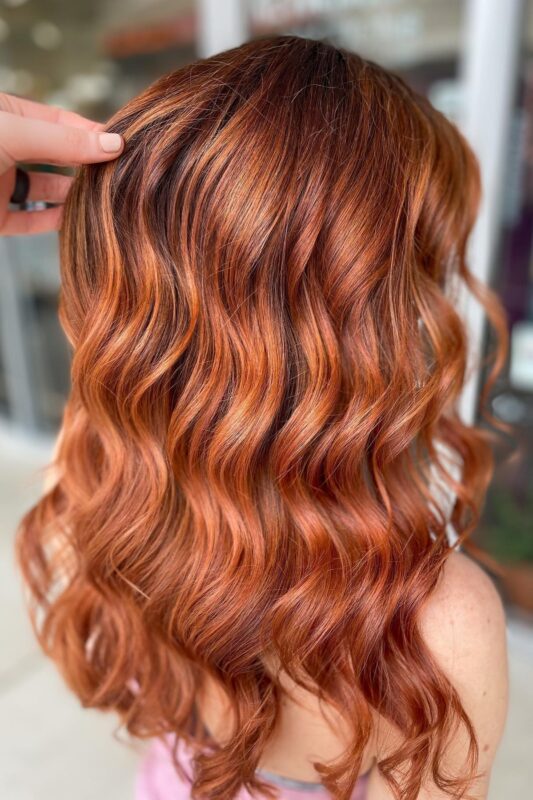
[0,1,532,798]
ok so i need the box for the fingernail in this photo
[99,132,123,153]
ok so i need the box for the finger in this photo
[23,171,73,203]
[0,112,124,168]
[0,205,63,236]
[0,91,105,132]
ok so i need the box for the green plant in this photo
[476,483,533,563]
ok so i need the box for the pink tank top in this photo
[135,734,371,799]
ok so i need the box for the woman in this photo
[6,35,509,800]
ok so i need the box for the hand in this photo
[0,92,124,235]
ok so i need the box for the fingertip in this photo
[98,132,124,156]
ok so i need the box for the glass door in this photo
[472,0,533,617]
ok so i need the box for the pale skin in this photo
[0,93,509,798]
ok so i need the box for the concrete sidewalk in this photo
[0,424,531,799]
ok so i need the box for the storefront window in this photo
[472,0,533,615]
[0,0,197,431]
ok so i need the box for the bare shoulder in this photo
[369,549,509,799]
[419,549,509,756]
[419,548,508,671]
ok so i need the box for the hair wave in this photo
[17,35,509,800]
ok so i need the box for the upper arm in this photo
[369,550,509,799]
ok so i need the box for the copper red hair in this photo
[16,35,509,800]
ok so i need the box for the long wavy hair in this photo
[17,35,509,800]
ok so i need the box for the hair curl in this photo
[16,35,509,800]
